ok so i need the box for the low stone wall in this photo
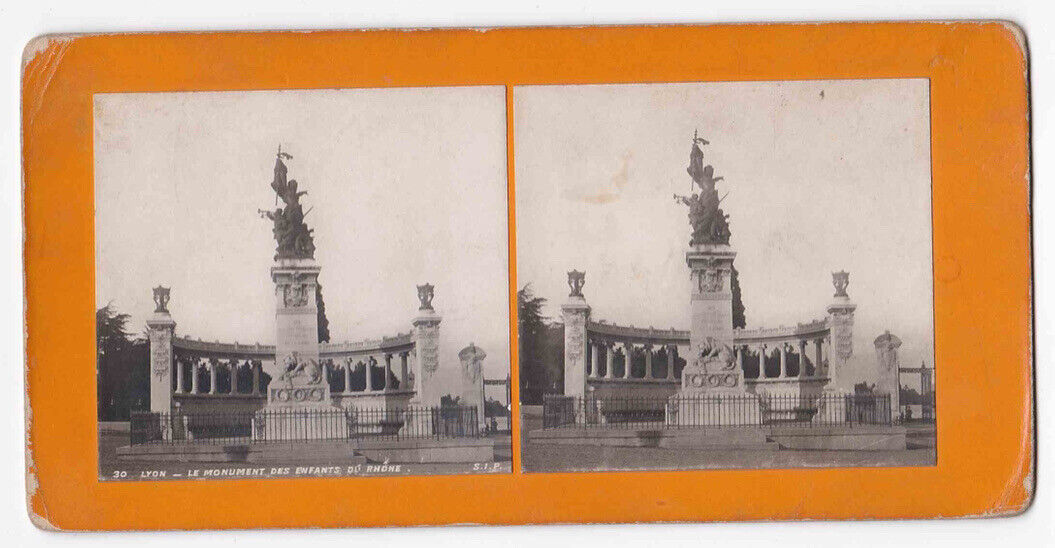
[520,405,543,418]
[354,437,495,463]
[332,390,413,410]
[116,437,494,464]
[527,425,907,451]
[117,441,365,464]
[527,426,775,450]
[99,421,131,433]
[587,380,679,400]
[173,394,267,415]
[765,425,907,451]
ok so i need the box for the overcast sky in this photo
[95,87,511,391]
[515,80,934,387]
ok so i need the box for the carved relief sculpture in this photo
[696,336,735,371]
[278,351,322,385]
[698,268,723,293]
[283,279,311,308]
[151,330,171,380]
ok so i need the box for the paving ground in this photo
[99,430,512,481]
[520,413,937,473]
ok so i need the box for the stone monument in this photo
[146,286,176,414]
[401,283,443,434]
[873,330,903,423]
[409,283,443,406]
[669,132,760,425]
[458,343,487,430]
[253,149,346,440]
[826,270,857,390]
[561,270,590,400]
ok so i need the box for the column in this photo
[208,358,218,394]
[400,352,410,390]
[252,360,261,395]
[344,358,352,393]
[759,344,768,378]
[383,354,392,391]
[779,344,788,378]
[366,358,375,392]
[666,345,676,380]
[191,358,200,394]
[605,342,615,379]
[176,355,186,394]
[798,340,807,377]
[814,338,824,377]
[737,345,745,373]
[623,342,632,379]
[229,360,238,394]
[590,342,600,379]
[824,336,832,375]
[644,345,654,379]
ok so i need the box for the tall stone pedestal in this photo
[403,286,443,435]
[826,293,857,391]
[459,344,487,430]
[874,331,903,423]
[667,244,760,426]
[253,258,347,441]
[561,296,590,399]
[146,310,176,414]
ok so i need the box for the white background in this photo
[5,1,1052,546]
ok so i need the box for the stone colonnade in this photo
[336,351,413,394]
[171,351,415,396]
[584,341,680,381]
[736,338,831,380]
[172,355,266,396]
[579,335,833,382]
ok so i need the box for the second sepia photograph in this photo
[514,80,936,473]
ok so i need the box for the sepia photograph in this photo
[94,86,512,480]
[515,80,936,472]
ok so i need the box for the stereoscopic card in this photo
[23,23,1032,529]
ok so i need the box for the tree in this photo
[518,285,564,404]
[96,304,149,420]
[316,284,330,343]
[96,303,131,360]
[731,265,746,329]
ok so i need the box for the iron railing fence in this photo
[542,393,893,429]
[130,406,479,445]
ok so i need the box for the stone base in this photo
[765,425,908,451]
[354,437,496,463]
[528,425,776,450]
[116,441,367,464]
[115,438,498,464]
[251,407,350,441]
[666,393,762,426]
